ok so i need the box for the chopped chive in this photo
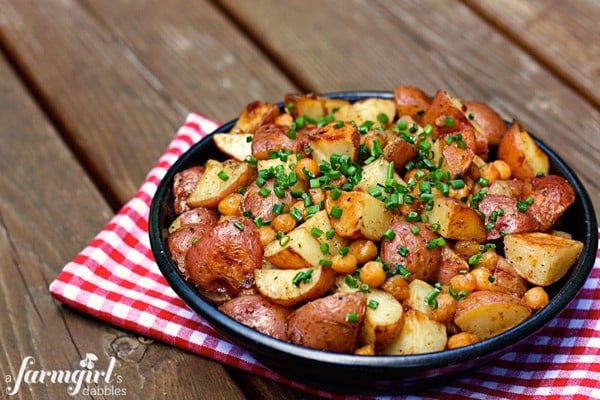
[330,206,343,219]
[290,208,303,222]
[345,312,359,322]
[383,228,396,242]
[311,227,323,238]
[258,187,271,197]
[217,170,229,181]
[367,299,379,309]
[233,221,245,231]
[326,228,335,239]
[398,246,409,257]
[292,269,313,286]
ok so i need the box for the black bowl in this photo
[149,91,597,395]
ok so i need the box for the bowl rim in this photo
[149,90,598,373]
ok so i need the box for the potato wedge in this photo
[423,196,486,242]
[308,121,360,165]
[393,85,431,119]
[503,232,583,286]
[230,101,280,134]
[300,209,349,255]
[492,256,528,298]
[405,279,437,317]
[187,159,255,208]
[497,120,549,179]
[263,226,325,269]
[254,265,336,306]
[436,245,470,285]
[463,100,507,146]
[381,309,447,355]
[454,291,531,339]
[325,190,393,241]
[334,98,396,129]
[287,292,366,353]
[359,289,405,350]
[355,158,406,193]
[213,133,253,161]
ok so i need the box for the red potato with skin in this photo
[287,292,367,353]
[393,86,431,119]
[229,101,281,134]
[218,294,291,341]
[240,179,294,222]
[380,221,442,282]
[497,120,549,179]
[173,166,204,214]
[185,217,263,303]
[463,101,507,146]
[168,206,219,234]
[168,222,217,278]
[478,194,539,240]
[251,123,305,160]
[523,174,576,231]
[492,256,528,298]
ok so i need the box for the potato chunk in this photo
[334,98,396,129]
[423,196,486,242]
[187,159,254,208]
[360,289,405,351]
[503,232,583,286]
[381,309,447,355]
[213,133,253,161]
[308,121,360,165]
[454,291,531,339]
[497,120,549,179]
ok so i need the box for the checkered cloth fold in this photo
[50,113,600,399]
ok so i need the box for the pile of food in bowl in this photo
[165,86,584,356]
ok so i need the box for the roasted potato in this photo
[334,98,396,129]
[173,166,204,214]
[478,194,540,240]
[168,207,219,234]
[251,124,304,160]
[213,133,253,161]
[287,292,367,353]
[497,120,549,179]
[187,159,255,208]
[168,222,217,277]
[380,221,442,282]
[522,174,576,231]
[492,256,528,298]
[185,217,263,302]
[308,121,360,165]
[325,190,393,241]
[503,232,584,286]
[436,246,470,285]
[454,291,531,339]
[424,196,487,242]
[254,265,336,306]
[229,101,280,134]
[393,85,431,119]
[219,294,291,341]
[360,289,405,351]
[463,100,507,146]
[381,309,447,355]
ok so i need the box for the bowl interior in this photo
[149,91,598,394]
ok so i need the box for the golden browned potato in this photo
[497,120,549,179]
[284,94,351,120]
[433,131,477,177]
[478,194,540,240]
[503,232,584,286]
[287,292,367,353]
[381,309,447,355]
[173,166,204,214]
[423,196,487,242]
[380,221,442,282]
[251,124,304,160]
[523,175,576,231]
[213,133,253,161]
[393,85,431,119]
[186,159,255,208]
[454,291,531,339]
[487,179,524,197]
[229,101,281,134]
[254,265,336,306]
[218,294,291,341]
[308,121,360,165]
[334,98,397,129]
[185,217,263,302]
[360,289,405,351]
[383,135,419,172]
[325,190,393,241]
[463,101,507,146]
[436,245,470,285]
[240,179,294,222]
[492,257,528,298]
[355,158,406,194]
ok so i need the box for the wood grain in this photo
[218,0,600,219]
[465,0,600,108]
[0,51,246,400]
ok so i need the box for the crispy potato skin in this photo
[219,294,291,341]
[287,292,367,353]
[497,120,549,179]
[251,124,305,160]
[463,101,506,146]
[493,257,528,298]
[230,101,281,134]
[168,221,218,278]
[436,246,469,285]
[173,166,204,214]
[186,217,262,302]
[240,179,294,222]
[523,175,575,231]
[393,86,431,119]
[380,221,442,282]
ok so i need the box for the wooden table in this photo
[1,1,598,398]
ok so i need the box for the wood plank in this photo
[0,0,295,206]
[218,0,600,218]
[0,53,247,398]
[465,0,600,108]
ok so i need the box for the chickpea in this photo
[480,163,501,184]
[471,267,494,291]
[479,250,499,270]
[295,157,319,181]
[217,193,243,216]
[524,287,549,311]
[290,200,308,220]
[381,274,410,302]
[331,253,358,275]
[491,160,511,180]
[449,272,477,293]
[448,184,470,201]
[348,239,378,265]
[359,261,387,288]
[447,332,479,349]
[271,213,297,233]
[429,292,457,325]
[258,226,276,247]
[454,240,481,260]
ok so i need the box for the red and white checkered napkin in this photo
[50,113,600,399]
